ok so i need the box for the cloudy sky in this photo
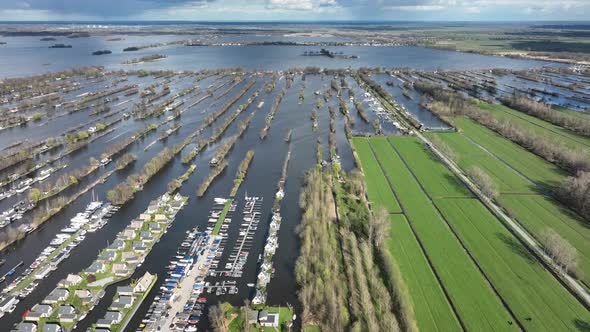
[1,0,589,21]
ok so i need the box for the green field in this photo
[454,117,566,187]
[388,138,473,198]
[435,198,590,331]
[431,119,590,286]
[427,132,535,194]
[478,102,590,153]
[498,194,590,285]
[360,137,516,331]
[350,139,402,213]
[386,214,461,332]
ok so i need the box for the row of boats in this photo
[0,201,117,307]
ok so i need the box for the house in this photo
[106,239,125,251]
[258,311,279,327]
[86,262,105,274]
[148,222,162,232]
[98,251,117,262]
[134,272,153,293]
[25,304,53,321]
[138,213,151,221]
[129,219,143,230]
[132,241,147,253]
[112,263,130,277]
[146,203,158,214]
[74,289,93,304]
[58,274,82,287]
[121,251,139,265]
[111,295,134,309]
[42,324,62,332]
[116,286,134,296]
[13,322,37,332]
[43,288,69,304]
[0,296,17,312]
[154,214,167,222]
[96,311,122,328]
[139,231,154,242]
[121,229,136,240]
[57,305,76,322]
[247,309,259,324]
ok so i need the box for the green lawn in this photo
[387,137,473,198]
[366,137,516,331]
[427,132,536,194]
[478,102,590,154]
[435,198,590,331]
[386,214,461,332]
[212,199,233,235]
[499,194,590,286]
[454,117,566,187]
[351,138,402,213]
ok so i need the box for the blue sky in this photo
[1,0,589,21]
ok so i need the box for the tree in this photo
[540,227,578,274]
[28,188,42,203]
[209,304,229,332]
[371,206,390,247]
[465,166,498,199]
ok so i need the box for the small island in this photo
[302,48,358,59]
[92,50,112,56]
[40,37,56,41]
[49,44,72,49]
[123,54,166,64]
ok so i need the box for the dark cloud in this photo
[3,0,214,17]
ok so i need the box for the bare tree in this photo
[208,305,229,332]
[540,227,578,274]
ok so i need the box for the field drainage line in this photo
[365,139,467,332]
[385,138,525,330]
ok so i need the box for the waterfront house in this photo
[74,289,93,304]
[140,231,154,242]
[111,295,134,309]
[26,304,53,321]
[146,203,158,214]
[259,311,279,328]
[133,241,147,253]
[86,262,105,274]
[148,222,162,232]
[13,322,37,332]
[247,309,259,324]
[134,272,154,293]
[112,263,130,277]
[116,286,134,296]
[122,229,136,240]
[98,251,117,262]
[154,214,167,222]
[96,311,123,328]
[121,251,140,265]
[43,288,69,304]
[139,213,151,221]
[58,274,82,287]
[107,239,125,251]
[42,324,62,332]
[57,305,76,322]
[129,219,143,230]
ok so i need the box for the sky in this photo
[0,0,589,21]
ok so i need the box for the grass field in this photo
[431,119,590,286]
[386,214,461,332]
[350,139,402,213]
[478,102,590,153]
[427,132,536,194]
[498,194,590,286]
[435,198,590,331]
[364,137,516,331]
[454,117,566,187]
[388,138,473,198]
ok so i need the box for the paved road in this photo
[415,131,590,307]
